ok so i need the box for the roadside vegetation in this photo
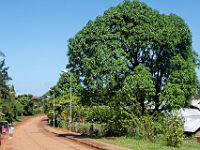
[0,51,42,123]
[43,0,200,149]
[99,137,200,150]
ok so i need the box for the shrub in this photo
[72,122,91,134]
[32,107,43,115]
[127,115,162,142]
[165,115,184,147]
[72,122,108,136]
[58,119,67,128]
[73,105,88,122]
[86,105,115,123]
[93,123,108,136]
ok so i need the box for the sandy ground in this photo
[1,116,98,150]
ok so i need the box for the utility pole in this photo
[53,96,55,128]
[48,89,55,128]
[61,69,72,131]
[69,74,72,131]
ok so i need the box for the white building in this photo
[179,100,200,133]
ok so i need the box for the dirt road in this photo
[1,116,98,150]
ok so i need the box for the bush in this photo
[86,105,115,123]
[165,115,184,147]
[73,105,88,122]
[58,119,67,128]
[72,122,91,134]
[127,115,162,142]
[32,107,43,115]
[71,122,108,136]
[93,123,108,136]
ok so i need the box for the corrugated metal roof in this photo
[179,108,200,132]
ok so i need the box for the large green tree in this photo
[67,1,197,112]
[0,52,11,99]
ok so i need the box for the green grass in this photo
[98,137,200,150]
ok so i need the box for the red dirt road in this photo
[1,116,98,150]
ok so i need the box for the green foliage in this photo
[72,105,88,122]
[0,52,14,122]
[43,93,81,127]
[122,64,155,116]
[42,71,83,127]
[127,115,162,142]
[0,53,11,99]
[1,99,15,122]
[58,119,67,128]
[72,122,108,136]
[165,115,185,147]
[92,123,108,136]
[67,0,197,113]
[86,105,115,123]
[43,1,197,149]
[72,122,91,134]
[32,108,42,115]
[107,99,133,136]
[14,101,24,116]
[160,55,197,110]
[17,94,34,115]
[49,72,81,98]
[0,52,37,122]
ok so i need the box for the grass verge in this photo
[98,137,200,150]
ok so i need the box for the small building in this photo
[179,108,200,132]
[179,100,200,133]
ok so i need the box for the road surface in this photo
[1,116,98,150]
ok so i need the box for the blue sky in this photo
[0,0,199,96]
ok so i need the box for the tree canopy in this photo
[48,72,81,98]
[0,52,11,99]
[67,0,198,113]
